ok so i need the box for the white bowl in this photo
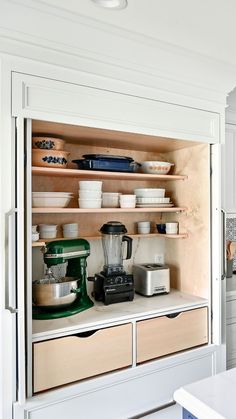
[79,190,102,199]
[141,161,174,175]
[134,188,165,198]
[32,192,73,197]
[63,230,79,238]
[39,224,57,231]
[78,198,102,209]
[32,196,72,208]
[119,194,136,208]
[79,181,102,191]
[62,223,79,230]
[39,224,57,239]
[102,192,120,208]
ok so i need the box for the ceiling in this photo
[42,0,236,67]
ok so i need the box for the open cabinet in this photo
[12,72,222,419]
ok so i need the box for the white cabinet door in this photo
[222,125,236,212]
[12,73,220,144]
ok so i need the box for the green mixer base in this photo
[33,296,94,320]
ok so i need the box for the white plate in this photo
[136,197,170,204]
[136,203,174,208]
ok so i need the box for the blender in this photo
[88,221,134,305]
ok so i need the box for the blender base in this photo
[32,295,94,320]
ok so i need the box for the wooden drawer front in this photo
[33,323,132,392]
[226,300,236,323]
[137,307,208,363]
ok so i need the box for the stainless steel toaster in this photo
[133,263,170,296]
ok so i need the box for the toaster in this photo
[133,263,170,296]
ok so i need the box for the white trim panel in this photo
[12,73,220,144]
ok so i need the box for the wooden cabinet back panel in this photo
[33,323,132,392]
[137,307,208,363]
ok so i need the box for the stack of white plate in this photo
[134,188,173,208]
[78,181,102,208]
[32,192,73,208]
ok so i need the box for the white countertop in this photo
[174,367,236,419]
[32,289,208,342]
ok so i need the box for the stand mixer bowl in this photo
[32,277,81,308]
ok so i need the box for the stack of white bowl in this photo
[78,181,103,208]
[62,223,79,238]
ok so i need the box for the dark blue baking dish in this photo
[72,154,140,172]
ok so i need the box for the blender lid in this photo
[100,221,127,234]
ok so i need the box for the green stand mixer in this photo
[32,239,94,320]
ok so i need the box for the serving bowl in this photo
[32,136,65,151]
[134,188,165,198]
[32,192,72,208]
[32,149,69,168]
[141,161,174,175]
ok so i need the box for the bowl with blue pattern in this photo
[32,136,65,151]
[32,149,70,168]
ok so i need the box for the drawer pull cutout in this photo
[166,312,181,319]
[74,330,98,338]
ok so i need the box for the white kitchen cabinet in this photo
[0,65,223,419]
[222,124,236,212]
[14,347,215,419]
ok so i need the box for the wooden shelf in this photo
[32,207,187,214]
[32,166,187,181]
[32,233,188,247]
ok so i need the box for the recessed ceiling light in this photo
[91,0,128,10]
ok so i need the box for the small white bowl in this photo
[119,194,136,208]
[134,188,165,198]
[39,225,57,239]
[78,198,102,209]
[62,223,79,230]
[63,230,79,238]
[138,227,150,234]
[39,224,57,230]
[102,192,120,208]
[79,181,102,191]
[79,189,102,199]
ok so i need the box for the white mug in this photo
[165,222,179,234]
